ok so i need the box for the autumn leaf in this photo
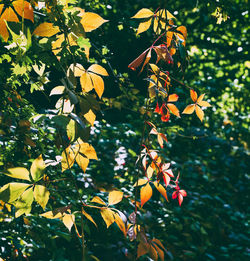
[153,181,168,201]
[131,8,154,19]
[80,12,108,32]
[182,89,211,121]
[91,196,106,205]
[82,208,97,227]
[108,190,123,205]
[100,208,115,228]
[140,182,152,207]
[12,0,34,22]
[33,23,60,37]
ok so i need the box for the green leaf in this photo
[77,37,91,49]
[30,155,46,182]
[66,119,76,142]
[33,185,50,210]
[0,183,31,203]
[5,167,31,181]
[13,187,34,217]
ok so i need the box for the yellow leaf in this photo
[33,22,60,37]
[136,19,152,35]
[166,10,176,20]
[68,63,85,77]
[33,185,50,210]
[190,89,198,102]
[30,154,46,182]
[133,179,148,187]
[131,8,154,19]
[167,103,180,117]
[50,86,65,96]
[0,4,4,16]
[146,166,154,179]
[108,191,123,205]
[140,183,152,207]
[5,167,30,181]
[40,210,63,219]
[62,213,75,231]
[84,109,96,126]
[1,7,19,22]
[182,104,195,114]
[78,141,98,160]
[61,147,75,172]
[114,212,126,236]
[80,72,93,92]
[153,181,168,201]
[91,196,106,205]
[81,12,108,32]
[198,100,211,107]
[88,64,108,76]
[100,208,115,228]
[52,33,64,55]
[89,73,104,98]
[197,93,205,103]
[82,208,97,227]
[149,64,160,74]
[195,105,204,122]
[12,0,34,22]
[75,153,89,172]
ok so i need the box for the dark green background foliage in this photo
[0,0,249,260]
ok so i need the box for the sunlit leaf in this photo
[81,12,108,32]
[5,167,30,181]
[30,154,46,182]
[198,100,211,107]
[84,109,96,126]
[91,196,106,205]
[80,72,93,92]
[182,104,195,114]
[168,94,179,102]
[177,26,187,39]
[88,64,108,76]
[50,86,65,96]
[13,0,34,22]
[0,183,30,203]
[61,147,75,172]
[140,48,152,73]
[140,183,152,207]
[89,72,104,98]
[75,153,89,172]
[100,208,115,228]
[195,105,204,122]
[14,187,33,217]
[167,103,180,117]
[153,181,168,201]
[1,7,19,22]
[108,190,123,205]
[33,185,49,210]
[133,179,148,187]
[33,22,60,37]
[190,89,198,102]
[131,8,154,19]
[114,212,126,236]
[136,19,152,35]
[40,210,63,219]
[0,19,9,41]
[62,213,75,231]
[128,48,149,71]
[82,208,97,227]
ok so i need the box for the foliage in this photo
[0,0,249,261]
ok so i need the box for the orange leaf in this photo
[1,7,19,22]
[177,26,187,39]
[108,190,123,205]
[81,12,108,32]
[137,242,149,258]
[88,64,108,76]
[182,104,195,114]
[136,19,152,35]
[33,22,60,37]
[166,31,173,47]
[168,93,179,102]
[131,8,154,19]
[0,5,3,16]
[13,0,34,22]
[153,181,168,201]
[151,241,165,261]
[157,134,164,148]
[167,103,180,117]
[190,89,198,102]
[197,93,205,103]
[140,183,152,207]
[114,212,126,236]
[0,19,9,41]
[195,105,204,122]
